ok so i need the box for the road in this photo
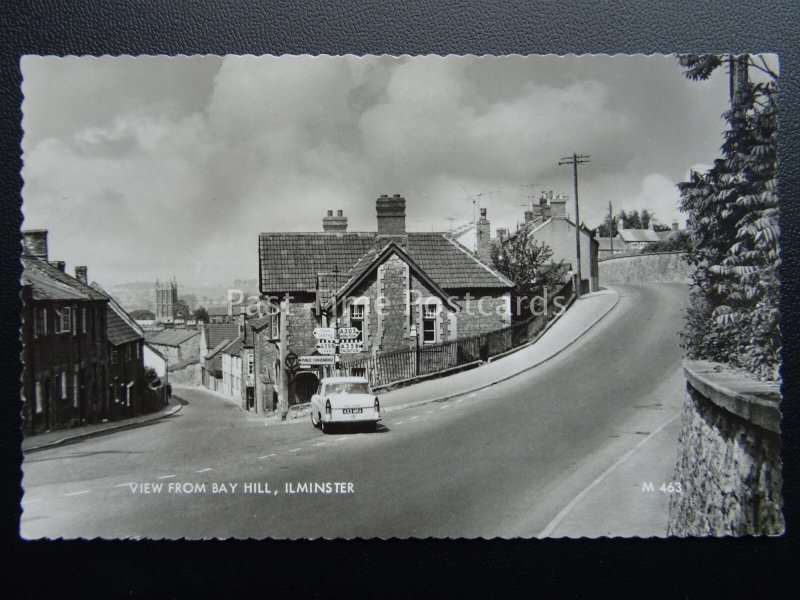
[21,283,688,539]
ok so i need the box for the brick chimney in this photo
[550,192,568,219]
[539,192,551,220]
[49,260,66,272]
[323,209,348,232]
[671,220,679,232]
[476,208,492,263]
[376,195,406,235]
[22,229,48,260]
[75,266,88,285]
[524,210,535,223]
[496,227,509,240]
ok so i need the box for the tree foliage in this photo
[596,208,658,236]
[677,54,780,381]
[491,234,564,320]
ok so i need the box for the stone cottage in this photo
[257,195,514,414]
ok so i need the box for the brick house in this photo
[20,230,112,434]
[257,195,514,414]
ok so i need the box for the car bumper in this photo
[323,410,381,424]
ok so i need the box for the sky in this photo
[21,54,765,287]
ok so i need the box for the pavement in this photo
[20,283,689,539]
[380,288,619,411]
[22,397,184,453]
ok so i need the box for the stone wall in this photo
[447,291,510,338]
[668,360,783,536]
[168,362,201,386]
[599,251,692,286]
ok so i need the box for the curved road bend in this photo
[21,283,688,539]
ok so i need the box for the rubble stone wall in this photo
[599,252,692,286]
[668,361,783,536]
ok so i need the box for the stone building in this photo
[91,283,149,420]
[20,230,113,434]
[155,277,178,324]
[143,329,200,367]
[257,195,514,413]
[199,323,240,390]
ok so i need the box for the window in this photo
[350,303,365,342]
[56,306,72,334]
[125,344,131,361]
[111,350,118,365]
[135,343,140,359]
[271,314,280,340]
[73,369,79,408]
[248,353,254,376]
[81,307,87,334]
[35,381,43,413]
[35,307,47,337]
[61,371,68,400]
[422,304,438,344]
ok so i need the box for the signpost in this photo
[298,355,337,366]
[338,341,364,354]
[313,327,336,340]
[337,327,361,340]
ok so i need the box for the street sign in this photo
[337,327,361,340]
[285,352,299,370]
[338,341,364,354]
[313,327,336,340]
[299,355,337,366]
[315,344,337,355]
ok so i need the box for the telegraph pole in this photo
[558,153,591,298]
[608,201,614,255]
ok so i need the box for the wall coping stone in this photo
[684,359,781,434]
[597,250,686,263]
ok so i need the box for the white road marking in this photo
[440,405,451,410]
[538,413,681,538]
[114,482,134,488]
[312,442,326,447]
[156,475,176,480]
[290,448,302,452]
[454,398,464,403]
[409,416,418,421]
[467,392,477,399]
[394,421,404,425]
[258,454,276,459]
[195,468,212,473]
[64,490,91,496]
[425,410,434,414]
[21,498,42,504]
[336,437,349,442]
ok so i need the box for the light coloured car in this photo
[310,376,381,433]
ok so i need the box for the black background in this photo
[1,1,797,596]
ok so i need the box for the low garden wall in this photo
[668,360,783,536]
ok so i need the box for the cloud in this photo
[20,55,732,289]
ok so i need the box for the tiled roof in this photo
[618,229,662,243]
[144,328,199,347]
[202,323,240,350]
[204,339,231,360]
[222,338,244,356]
[596,236,625,252]
[90,282,144,347]
[258,232,513,293]
[21,256,108,302]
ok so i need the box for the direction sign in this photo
[313,327,336,340]
[299,355,337,366]
[337,327,361,340]
[315,344,337,355]
[338,341,364,354]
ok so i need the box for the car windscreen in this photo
[325,382,370,395]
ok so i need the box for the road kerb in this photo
[23,401,184,453]
[383,290,620,413]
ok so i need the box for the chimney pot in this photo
[524,210,534,222]
[672,220,679,231]
[22,229,49,261]
[75,266,88,285]
[49,260,66,272]
[323,209,348,232]
[327,209,333,217]
[479,208,487,220]
[337,209,343,217]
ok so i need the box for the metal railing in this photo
[337,280,574,389]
